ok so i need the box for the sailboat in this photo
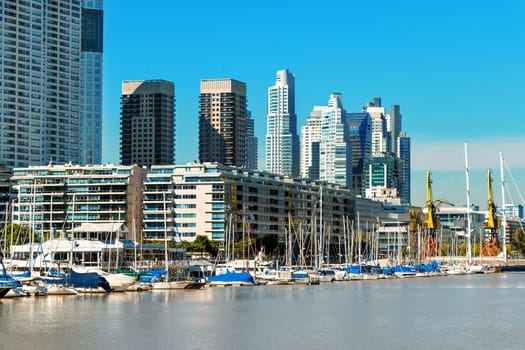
[150,192,205,290]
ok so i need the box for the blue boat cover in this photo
[68,269,111,291]
[207,271,255,285]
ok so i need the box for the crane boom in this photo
[482,169,501,256]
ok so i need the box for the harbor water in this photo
[2,273,525,350]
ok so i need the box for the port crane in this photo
[424,171,441,257]
[482,169,501,256]
[409,171,447,259]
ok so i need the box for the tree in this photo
[511,228,525,257]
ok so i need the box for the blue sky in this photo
[102,0,525,208]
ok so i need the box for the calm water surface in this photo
[2,273,525,350]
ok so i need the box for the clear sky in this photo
[102,0,525,208]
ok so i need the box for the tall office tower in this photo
[301,108,324,179]
[80,0,103,164]
[0,0,88,167]
[199,79,247,168]
[319,93,351,188]
[265,69,299,176]
[246,111,258,170]
[387,104,401,156]
[346,112,372,197]
[364,98,388,156]
[397,132,411,205]
[120,80,176,167]
[363,154,402,204]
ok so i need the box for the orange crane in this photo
[482,169,501,256]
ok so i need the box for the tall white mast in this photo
[464,143,472,265]
[499,152,507,263]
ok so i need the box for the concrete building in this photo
[319,93,351,189]
[246,111,258,170]
[199,79,247,168]
[265,69,299,177]
[0,0,103,167]
[300,108,323,180]
[143,163,355,244]
[364,98,388,156]
[10,163,144,239]
[120,80,175,167]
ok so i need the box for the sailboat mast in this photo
[464,143,472,265]
[163,192,169,277]
[499,152,507,263]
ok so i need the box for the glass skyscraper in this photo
[80,0,103,164]
[0,0,103,167]
[265,69,299,177]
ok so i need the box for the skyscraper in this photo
[246,111,258,170]
[319,93,351,188]
[0,0,97,167]
[199,79,247,168]
[80,0,104,164]
[301,108,323,180]
[398,131,411,205]
[365,98,388,156]
[346,112,372,196]
[265,69,299,176]
[120,80,175,167]
[388,105,401,156]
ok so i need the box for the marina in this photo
[2,273,525,350]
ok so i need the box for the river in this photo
[2,273,525,350]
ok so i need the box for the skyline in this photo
[102,1,525,208]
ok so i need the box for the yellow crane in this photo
[424,171,441,257]
[482,169,501,256]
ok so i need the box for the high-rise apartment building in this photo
[0,0,104,168]
[319,93,351,188]
[300,108,324,179]
[199,79,247,168]
[120,80,176,167]
[80,0,103,164]
[265,69,299,176]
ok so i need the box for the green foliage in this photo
[184,235,219,256]
[511,228,525,256]
[0,224,34,251]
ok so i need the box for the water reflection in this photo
[2,274,525,350]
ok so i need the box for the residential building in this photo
[143,163,355,245]
[120,80,175,167]
[265,69,299,177]
[319,93,351,188]
[80,0,103,164]
[300,108,323,180]
[199,79,247,168]
[0,0,104,167]
[10,163,144,240]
